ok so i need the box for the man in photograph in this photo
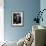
[13,13,21,24]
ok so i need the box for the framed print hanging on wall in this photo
[12,11,24,26]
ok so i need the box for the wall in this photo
[4,0,40,42]
[40,0,46,27]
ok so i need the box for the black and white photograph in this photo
[12,11,24,26]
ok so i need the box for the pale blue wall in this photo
[40,0,46,27]
[4,0,40,42]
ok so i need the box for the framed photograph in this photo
[12,11,24,26]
